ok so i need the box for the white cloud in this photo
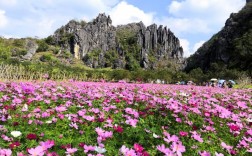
[180,38,191,57]
[1,0,121,38]
[193,40,205,52]
[0,10,8,28]
[169,0,244,19]
[109,1,154,26]
[0,0,17,6]
[155,17,211,36]
[37,18,55,37]
[160,0,245,36]
[160,0,245,56]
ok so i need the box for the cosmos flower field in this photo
[0,80,251,156]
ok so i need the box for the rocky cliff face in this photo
[137,24,183,68]
[185,3,252,72]
[51,13,184,69]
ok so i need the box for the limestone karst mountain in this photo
[48,13,185,69]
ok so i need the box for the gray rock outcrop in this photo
[22,39,38,60]
[51,13,184,69]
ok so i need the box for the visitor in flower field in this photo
[221,81,228,88]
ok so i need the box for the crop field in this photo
[0,81,251,156]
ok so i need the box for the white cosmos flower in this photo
[11,131,22,137]
[179,92,188,97]
[153,133,160,138]
[46,120,52,124]
[22,104,28,112]
[95,146,107,154]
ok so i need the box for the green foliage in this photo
[188,68,207,83]
[36,40,49,52]
[125,55,140,71]
[233,29,252,69]
[40,53,60,65]
[61,50,72,59]
[84,49,101,62]
[109,69,131,80]
[11,48,27,57]
[45,36,54,45]
[48,46,61,55]
[0,38,11,59]
[104,50,119,67]
[116,28,141,70]
[12,39,25,47]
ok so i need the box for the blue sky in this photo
[0,0,246,57]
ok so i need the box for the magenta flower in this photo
[26,133,37,140]
[9,141,21,149]
[133,143,144,153]
[113,125,124,133]
[229,124,240,131]
[179,131,188,137]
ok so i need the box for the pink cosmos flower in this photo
[215,152,224,156]
[28,146,45,156]
[176,118,182,123]
[55,106,67,112]
[120,145,129,154]
[191,131,203,142]
[40,140,55,150]
[83,115,95,121]
[69,122,78,130]
[171,141,186,156]
[221,142,233,153]
[65,148,77,155]
[163,132,179,143]
[237,101,248,109]
[125,149,137,156]
[0,148,12,156]
[1,134,12,142]
[125,118,138,127]
[156,144,173,155]
[84,145,95,153]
